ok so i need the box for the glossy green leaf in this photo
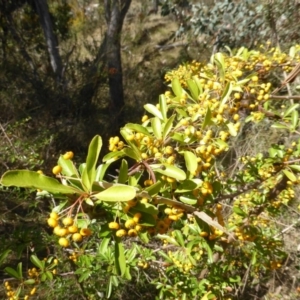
[0,249,11,266]
[173,230,185,247]
[130,201,158,216]
[289,165,300,172]
[98,237,111,255]
[202,107,212,129]
[102,150,124,163]
[284,104,299,117]
[175,179,202,193]
[125,123,151,136]
[120,128,140,155]
[45,270,53,280]
[95,163,111,181]
[5,266,22,280]
[157,234,179,246]
[150,164,186,181]
[144,180,162,196]
[144,103,163,120]
[31,255,44,270]
[171,77,183,97]
[151,117,162,139]
[94,185,136,202]
[85,198,94,206]
[220,82,233,105]
[1,170,76,194]
[159,94,168,120]
[179,195,197,205]
[283,169,297,182]
[24,279,36,285]
[163,115,175,139]
[122,148,140,161]
[184,151,198,175]
[233,206,247,217]
[58,156,78,177]
[291,110,299,130]
[227,122,238,136]
[118,159,128,184]
[17,262,23,279]
[214,52,225,81]
[115,238,126,276]
[187,79,199,100]
[271,123,289,130]
[82,135,102,191]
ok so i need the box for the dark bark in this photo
[104,0,132,125]
[34,0,63,83]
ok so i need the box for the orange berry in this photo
[68,225,78,233]
[116,229,127,237]
[80,228,92,236]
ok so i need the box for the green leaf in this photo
[144,181,162,196]
[271,123,289,130]
[220,82,233,105]
[159,94,168,120]
[17,262,23,280]
[227,122,238,136]
[187,79,199,100]
[179,195,197,205]
[173,230,185,247]
[171,77,183,97]
[163,115,175,139]
[115,238,126,276]
[283,104,299,117]
[1,170,76,194]
[289,165,300,172]
[157,234,179,246]
[94,185,136,202]
[58,156,78,177]
[283,169,297,182]
[5,266,22,280]
[151,117,162,139]
[0,249,11,266]
[30,255,44,270]
[24,279,36,285]
[95,163,111,181]
[102,150,124,163]
[130,201,158,216]
[291,110,299,130]
[125,123,151,136]
[184,151,198,175]
[214,52,225,81]
[118,159,128,184]
[122,148,140,161]
[233,206,247,217]
[82,135,102,191]
[175,179,202,193]
[202,107,212,129]
[45,270,53,280]
[150,164,186,181]
[144,104,163,120]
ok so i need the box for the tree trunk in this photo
[34,0,63,83]
[104,0,131,125]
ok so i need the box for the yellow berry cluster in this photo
[4,281,37,300]
[47,212,92,247]
[108,136,124,152]
[164,206,185,221]
[164,60,202,87]
[167,250,193,274]
[108,213,143,238]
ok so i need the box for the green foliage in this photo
[2,44,300,299]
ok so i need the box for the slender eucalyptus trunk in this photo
[34,0,63,83]
[104,0,131,123]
